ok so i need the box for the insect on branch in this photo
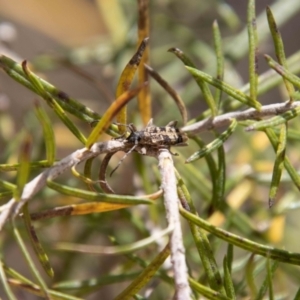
[106,118,189,176]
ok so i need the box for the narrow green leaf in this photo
[114,244,170,300]
[71,165,97,185]
[293,288,300,300]
[186,119,237,163]
[0,55,102,123]
[177,163,212,201]
[247,0,259,106]
[2,264,82,300]
[53,272,140,296]
[224,0,300,61]
[46,180,152,205]
[255,260,278,300]
[21,61,87,145]
[186,66,261,110]
[0,191,13,200]
[83,157,98,191]
[179,207,300,265]
[217,2,241,30]
[266,6,295,101]
[0,260,17,300]
[190,136,217,174]
[264,128,300,191]
[246,255,257,298]
[223,256,236,299]
[212,20,224,108]
[0,160,54,172]
[190,136,219,204]
[226,244,234,274]
[12,220,50,298]
[34,101,56,165]
[218,201,256,237]
[266,258,274,300]
[265,54,300,89]
[56,226,173,256]
[246,105,300,131]
[168,47,217,116]
[48,97,87,145]
[188,277,230,300]
[2,263,35,286]
[196,77,218,117]
[108,236,172,285]
[22,203,54,278]
[269,123,286,207]
[22,61,47,96]
[175,171,226,295]
[134,152,152,194]
[197,49,300,119]
[0,180,16,190]
[168,47,196,68]
[14,134,31,201]
[176,177,191,211]
[213,137,226,207]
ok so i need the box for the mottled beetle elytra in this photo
[126,119,188,147]
[110,119,188,176]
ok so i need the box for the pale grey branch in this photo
[0,139,127,230]
[182,100,300,134]
[158,149,191,300]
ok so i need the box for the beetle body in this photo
[110,119,188,176]
[126,119,188,147]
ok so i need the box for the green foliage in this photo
[1,1,300,299]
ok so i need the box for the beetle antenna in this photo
[110,144,138,177]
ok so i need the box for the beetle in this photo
[110,119,188,176]
[126,119,188,147]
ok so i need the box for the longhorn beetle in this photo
[110,119,188,176]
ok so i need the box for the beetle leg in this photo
[128,123,138,132]
[146,118,154,127]
[166,120,177,127]
[169,149,179,156]
[110,144,138,177]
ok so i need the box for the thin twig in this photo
[0,140,131,230]
[182,100,298,133]
[0,138,163,230]
[99,151,118,194]
[158,149,191,300]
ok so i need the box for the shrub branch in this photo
[158,149,191,299]
[0,139,134,230]
[182,100,299,133]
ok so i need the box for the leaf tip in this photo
[167,47,181,54]
[22,60,29,75]
[269,197,274,208]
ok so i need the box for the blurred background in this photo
[1,0,300,299]
[1,0,300,127]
